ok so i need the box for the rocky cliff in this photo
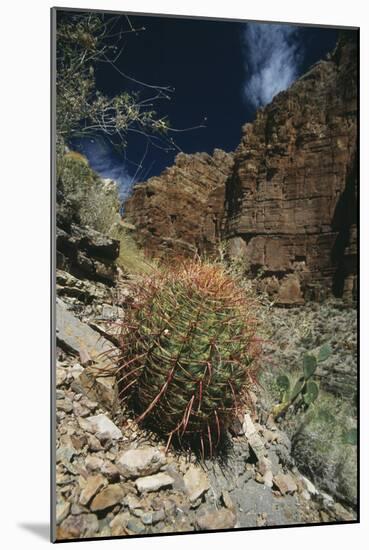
[224,32,357,305]
[124,149,234,258]
[124,33,357,306]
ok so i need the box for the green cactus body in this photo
[116,261,261,456]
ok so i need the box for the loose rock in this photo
[56,499,71,525]
[117,447,166,478]
[135,473,174,494]
[197,508,236,530]
[90,484,126,512]
[79,474,106,506]
[85,456,103,472]
[183,465,210,502]
[273,473,298,495]
[82,414,122,441]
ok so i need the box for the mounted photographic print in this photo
[51,7,359,542]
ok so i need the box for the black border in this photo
[51,6,360,543]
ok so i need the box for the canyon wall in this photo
[223,32,357,304]
[124,33,358,305]
[124,149,234,258]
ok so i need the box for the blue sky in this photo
[63,13,340,202]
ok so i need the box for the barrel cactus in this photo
[116,260,261,456]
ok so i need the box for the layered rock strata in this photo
[124,149,234,258]
[223,33,358,304]
[123,33,357,305]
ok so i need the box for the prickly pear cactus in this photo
[116,261,261,456]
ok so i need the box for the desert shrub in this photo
[114,260,261,456]
[56,13,178,151]
[57,152,120,234]
[290,393,357,507]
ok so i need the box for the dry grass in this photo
[109,222,157,275]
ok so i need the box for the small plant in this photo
[115,260,261,457]
[273,343,332,419]
[342,427,357,445]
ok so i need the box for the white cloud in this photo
[73,137,135,203]
[242,23,302,109]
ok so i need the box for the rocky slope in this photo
[124,149,234,258]
[55,280,356,540]
[123,33,357,306]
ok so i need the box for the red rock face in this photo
[223,33,357,304]
[123,33,357,305]
[124,149,234,258]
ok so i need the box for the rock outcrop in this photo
[123,33,357,306]
[223,32,358,304]
[124,149,234,258]
[57,224,120,286]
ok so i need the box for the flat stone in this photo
[56,499,71,525]
[141,512,154,525]
[57,513,99,539]
[56,300,119,408]
[71,503,85,515]
[70,434,87,451]
[69,363,84,380]
[273,473,298,495]
[117,447,166,478]
[334,503,355,521]
[82,414,122,441]
[76,371,118,410]
[221,490,234,510]
[152,509,166,524]
[56,444,75,461]
[257,457,272,476]
[90,484,126,512]
[79,474,107,506]
[300,475,318,495]
[232,478,300,527]
[263,470,274,488]
[135,472,174,494]
[101,461,121,482]
[56,299,115,359]
[73,401,90,417]
[85,456,103,472]
[256,512,267,527]
[183,465,210,502]
[56,368,67,387]
[80,396,98,410]
[87,434,103,452]
[123,493,142,511]
[126,517,145,534]
[243,413,266,460]
[109,512,130,536]
[197,508,236,531]
[263,429,278,443]
[57,398,73,414]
